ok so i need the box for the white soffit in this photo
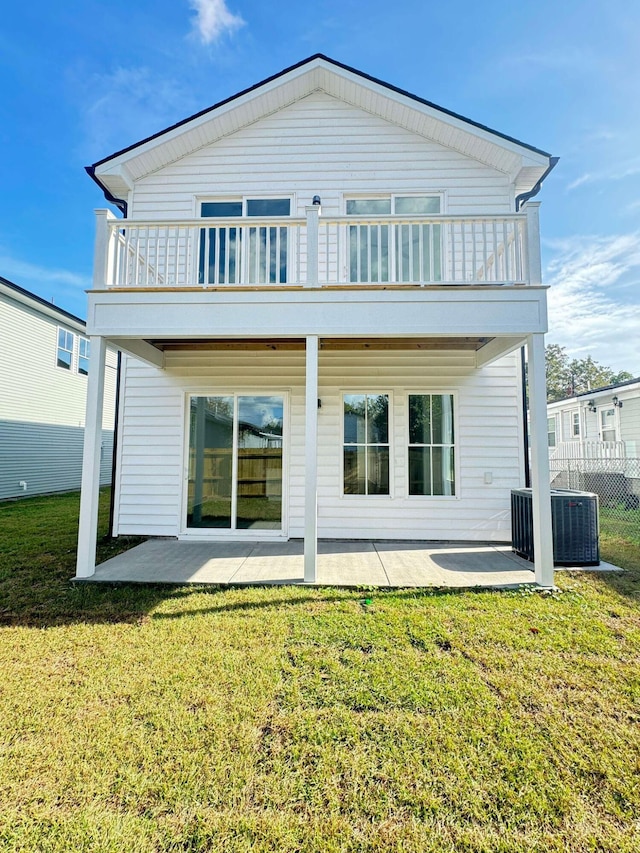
[94,57,551,192]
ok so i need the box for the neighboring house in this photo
[547,377,640,458]
[76,54,558,585]
[0,275,117,500]
[548,377,640,508]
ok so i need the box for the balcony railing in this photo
[95,208,537,289]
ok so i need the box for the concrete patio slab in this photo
[319,541,388,586]
[375,542,536,587]
[85,538,545,588]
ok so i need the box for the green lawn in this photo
[0,491,639,852]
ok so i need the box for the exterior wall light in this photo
[312,195,321,205]
[587,401,597,413]
[613,396,623,408]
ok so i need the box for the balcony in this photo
[96,208,538,290]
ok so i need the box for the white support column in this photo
[524,202,542,286]
[305,205,319,287]
[76,335,107,579]
[527,332,554,587]
[93,209,117,289]
[304,335,319,583]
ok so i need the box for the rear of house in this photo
[0,276,117,500]
[78,55,557,585]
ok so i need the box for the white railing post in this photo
[305,205,319,287]
[93,209,117,288]
[528,332,555,587]
[524,202,542,286]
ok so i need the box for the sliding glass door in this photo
[187,395,284,532]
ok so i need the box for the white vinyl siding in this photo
[114,349,523,541]
[0,291,118,499]
[130,92,513,220]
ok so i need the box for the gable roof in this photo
[0,274,86,331]
[88,53,556,210]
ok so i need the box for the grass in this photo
[0,491,639,851]
[600,506,640,544]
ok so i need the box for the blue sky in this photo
[1,0,639,373]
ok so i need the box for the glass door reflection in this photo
[187,395,284,531]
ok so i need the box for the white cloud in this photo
[189,0,244,44]
[544,233,640,374]
[76,66,197,161]
[0,253,90,292]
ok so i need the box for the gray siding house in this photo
[0,275,117,500]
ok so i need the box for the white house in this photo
[77,54,558,585]
[0,275,117,500]
[547,377,640,458]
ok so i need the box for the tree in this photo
[545,345,634,403]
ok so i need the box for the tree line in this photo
[545,344,634,403]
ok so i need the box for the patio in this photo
[81,539,571,588]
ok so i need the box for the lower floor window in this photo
[343,394,389,495]
[408,394,455,496]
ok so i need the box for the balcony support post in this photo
[93,209,117,288]
[524,202,542,286]
[76,335,107,579]
[304,335,319,582]
[305,205,319,287]
[527,332,554,588]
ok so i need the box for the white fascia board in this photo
[87,287,548,340]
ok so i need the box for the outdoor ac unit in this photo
[511,488,600,566]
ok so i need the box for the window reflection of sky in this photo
[238,396,284,434]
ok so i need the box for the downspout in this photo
[515,157,559,211]
[516,156,558,484]
[108,351,122,538]
[521,347,531,487]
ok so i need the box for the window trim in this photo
[406,391,458,499]
[547,415,557,448]
[570,408,581,439]
[341,391,393,498]
[598,405,619,443]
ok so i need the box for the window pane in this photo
[409,395,431,444]
[367,395,389,443]
[187,396,234,528]
[344,395,366,443]
[395,196,441,214]
[57,351,72,370]
[78,357,89,376]
[409,446,431,495]
[344,446,366,494]
[432,446,455,496]
[246,198,290,217]
[432,395,454,444]
[346,199,391,215]
[201,201,243,218]
[236,396,283,530]
[367,447,389,495]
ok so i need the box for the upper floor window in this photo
[199,198,291,285]
[345,195,442,283]
[78,338,90,376]
[408,394,455,496]
[57,328,74,370]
